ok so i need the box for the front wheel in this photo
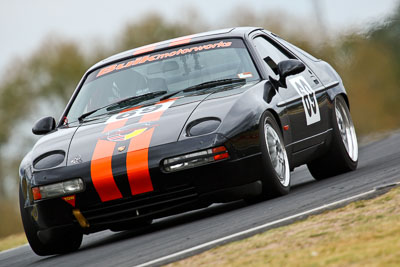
[19,187,83,256]
[308,95,358,179]
[259,111,291,198]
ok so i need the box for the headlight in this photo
[32,178,84,200]
[186,118,221,136]
[33,151,65,169]
[163,146,229,172]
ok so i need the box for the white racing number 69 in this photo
[106,100,175,124]
[289,76,321,125]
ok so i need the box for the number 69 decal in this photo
[106,100,175,124]
[289,76,321,125]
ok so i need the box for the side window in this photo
[274,36,320,62]
[253,36,292,79]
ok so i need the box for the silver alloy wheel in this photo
[335,99,358,162]
[265,123,290,187]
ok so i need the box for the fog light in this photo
[163,146,229,172]
[32,178,84,200]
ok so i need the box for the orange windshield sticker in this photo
[169,35,194,47]
[96,41,233,78]
[96,64,117,77]
[133,44,157,56]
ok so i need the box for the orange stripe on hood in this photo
[126,128,155,195]
[90,106,141,202]
[125,99,175,196]
[91,99,175,201]
[91,140,122,202]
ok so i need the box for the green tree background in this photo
[1,5,399,237]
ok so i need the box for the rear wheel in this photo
[259,111,291,197]
[308,95,358,179]
[19,187,83,256]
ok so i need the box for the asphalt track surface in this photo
[1,131,400,267]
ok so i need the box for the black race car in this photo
[19,27,358,255]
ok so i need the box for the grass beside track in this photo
[169,186,400,266]
[0,233,26,252]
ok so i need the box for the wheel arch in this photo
[327,81,350,111]
[338,93,350,110]
[266,108,283,136]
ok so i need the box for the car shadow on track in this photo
[79,178,319,252]
[78,200,248,252]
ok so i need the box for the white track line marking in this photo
[135,188,379,267]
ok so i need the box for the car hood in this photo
[66,93,205,166]
[27,82,256,170]
[67,81,256,166]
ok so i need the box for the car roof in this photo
[88,26,264,72]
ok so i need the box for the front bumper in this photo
[24,133,263,234]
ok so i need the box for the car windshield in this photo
[66,38,260,123]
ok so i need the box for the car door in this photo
[252,34,329,152]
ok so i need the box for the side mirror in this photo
[277,59,306,86]
[32,117,56,135]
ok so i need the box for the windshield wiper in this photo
[160,78,246,101]
[184,78,246,92]
[78,90,167,123]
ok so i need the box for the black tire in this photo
[259,111,291,198]
[307,95,358,180]
[19,187,83,256]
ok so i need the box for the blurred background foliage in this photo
[1,4,400,238]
